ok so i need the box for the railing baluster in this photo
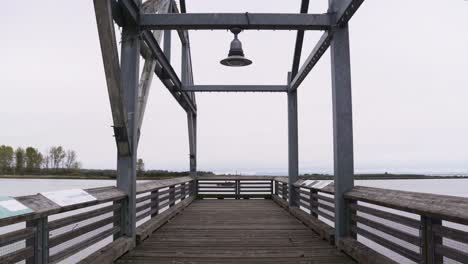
[180,182,186,200]
[310,189,318,218]
[151,190,159,218]
[169,185,176,207]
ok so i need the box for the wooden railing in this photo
[270,178,468,264]
[3,175,468,264]
[197,176,273,199]
[346,186,468,263]
[0,176,195,264]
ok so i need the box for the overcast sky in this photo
[1,0,467,175]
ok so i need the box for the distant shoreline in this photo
[0,173,467,180]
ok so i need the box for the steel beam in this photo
[287,72,299,207]
[94,0,131,156]
[181,85,288,92]
[187,112,197,178]
[137,0,171,135]
[140,13,332,30]
[117,12,140,239]
[334,0,365,26]
[329,14,354,241]
[118,0,139,26]
[289,32,333,92]
[291,0,310,78]
[141,30,196,113]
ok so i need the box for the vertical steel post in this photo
[117,14,140,239]
[182,42,197,179]
[287,72,299,207]
[329,0,355,242]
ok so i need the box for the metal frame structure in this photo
[93,0,365,243]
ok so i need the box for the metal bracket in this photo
[113,126,131,156]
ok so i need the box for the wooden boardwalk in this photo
[117,199,355,264]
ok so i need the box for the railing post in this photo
[150,189,159,218]
[26,217,48,264]
[310,189,319,218]
[282,183,288,201]
[421,216,443,264]
[169,185,176,207]
[114,199,126,239]
[180,182,186,200]
[348,199,357,240]
[192,180,197,197]
[274,181,278,196]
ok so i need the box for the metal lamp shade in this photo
[220,35,252,67]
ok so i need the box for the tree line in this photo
[0,145,81,175]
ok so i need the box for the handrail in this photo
[3,176,467,264]
[196,176,274,199]
[279,179,468,264]
[0,176,195,264]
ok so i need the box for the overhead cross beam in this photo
[140,13,332,30]
[182,85,289,93]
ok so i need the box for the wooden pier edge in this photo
[76,196,194,264]
[77,237,134,264]
[136,195,195,244]
[337,238,398,264]
[272,194,335,244]
[271,194,395,264]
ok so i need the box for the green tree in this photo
[65,150,76,169]
[15,147,26,174]
[0,145,14,174]
[65,150,81,171]
[49,146,66,169]
[137,158,145,176]
[25,147,43,172]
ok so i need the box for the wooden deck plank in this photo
[117,199,354,263]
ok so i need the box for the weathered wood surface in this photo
[337,238,397,264]
[117,199,354,263]
[345,186,468,225]
[0,187,126,227]
[198,175,277,180]
[136,196,194,243]
[78,237,134,264]
[272,194,335,244]
[137,176,193,194]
